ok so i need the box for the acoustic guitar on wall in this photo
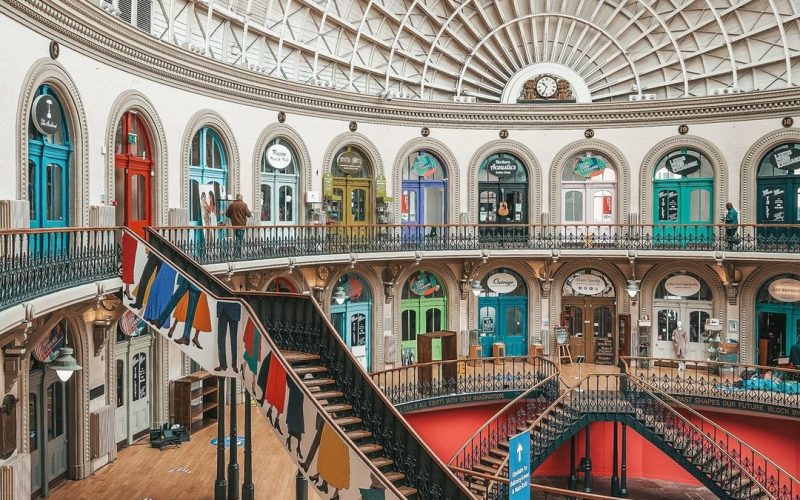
[497,201,510,217]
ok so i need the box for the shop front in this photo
[326,146,373,228]
[561,153,617,239]
[114,110,154,236]
[477,269,528,357]
[755,274,800,366]
[561,270,616,365]
[114,312,153,447]
[330,273,372,370]
[477,153,529,241]
[652,272,714,362]
[400,271,447,364]
[259,139,300,226]
[756,143,800,244]
[401,150,447,241]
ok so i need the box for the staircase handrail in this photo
[448,466,620,500]
[447,371,560,465]
[627,374,799,499]
[145,228,476,499]
[621,355,800,380]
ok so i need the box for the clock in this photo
[536,76,558,98]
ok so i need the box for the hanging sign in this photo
[412,153,440,178]
[665,153,702,176]
[573,156,606,177]
[322,173,334,197]
[768,278,800,303]
[664,275,702,297]
[376,175,387,199]
[266,144,292,170]
[119,310,145,337]
[410,273,440,296]
[569,273,606,296]
[481,315,495,333]
[768,144,800,171]
[31,94,62,135]
[486,157,519,177]
[336,149,364,175]
[487,272,518,294]
[34,322,66,363]
[508,431,531,500]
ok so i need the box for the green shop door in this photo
[400,300,446,364]
[653,179,713,247]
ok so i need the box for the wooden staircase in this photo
[283,350,418,498]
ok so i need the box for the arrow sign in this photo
[509,430,531,500]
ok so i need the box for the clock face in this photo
[536,76,558,98]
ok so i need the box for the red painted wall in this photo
[405,405,800,482]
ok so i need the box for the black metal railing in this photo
[371,355,558,408]
[152,223,800,264]
[146,229,475,499]
[622,356,800,417]
[0,228,119,310]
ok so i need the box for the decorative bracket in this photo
[721,261,740,305]
[382,264,403,304]
[2,343,25,393]
[93,318,113,356]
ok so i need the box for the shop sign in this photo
[412,153,440,178]
[665,153,702,176]
[486,157,519,177]
[31,94,62,135]
[119,310,145,337]
[768,144,800,171]
[768,278,800,302]
[570,273,606,296]
[34,322,66,363]
[573,156,606,177]
[322,173,333,197]
[554,327,569,345]
[376,175,387,199]
[487,272,518,294]
[266,143,292,170]
[336,149,364,175]
[410,273,440,296]
[664,275,702,297]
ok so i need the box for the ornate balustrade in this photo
[153,223,800,265]
[622,356,800,418]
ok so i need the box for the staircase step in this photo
[303,377,336,387]
[346,429,372,441]
[498,440,509,450]
[371,456,394,468]
[489,447,508,458]
[313,390,344,400]
[334,416,363,427]
[472,463,498,475]
[397,486,417,498]
[384,471,405,482]
[323,403,352,413]
[358,443,383,455]
[481,455,505,467]
[294,365,328,375]
[468,482,488,494]
[282,350,321,363]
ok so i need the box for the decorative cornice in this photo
[5,0,800,129]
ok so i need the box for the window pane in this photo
[260,184,272,222]
[351,189,366,222]
[205,132,213,168]
[29,161,37,221]
[408,191,417,222]
[279,186,293,222]
[593,191,613,223]
[47,164,63,221]
[479,190,497,223]
[132,353,140,402]
[402,310,417,342]
[689,311,710,343]
[189,180,200,222]
[689,189,710,222]
[565,191,583,222]
[425,309,442,333]
[190,133,200,166]
[479,306,496,334]
[29,393,37,452]
[657,309,678,341]
[115,119,125,155]
[506,307,522,336]
[116,360,124,408]
[47,382,63,440]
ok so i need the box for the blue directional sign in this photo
[210,436,246,448]
[508,430,531,500]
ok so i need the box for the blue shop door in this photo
[28,148,70,253]
[478,298,528,357]
[401,185,423,246]
[331,303,370,371]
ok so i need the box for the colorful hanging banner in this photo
[574,156,606,177]
[34,322,66,363]
[410,273,440,296]
[412,153,439,178]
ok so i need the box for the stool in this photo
[529,344,544,364]
[468,345,482,366]
[492,342,505,365]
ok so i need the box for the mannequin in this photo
[672,321,688,371]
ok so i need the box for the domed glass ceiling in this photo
[143,0,800,103]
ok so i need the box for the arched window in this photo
[330,273,372,370]
[653,149,715,244]
[561,153,617,237]
[478,153,529,226]
[260,139,299,225]
[188,127,228,226]
[652,271,713,361]
[114,111,153,235]
[401,151,447,230]
[756,144,800,244]
[755,274,800,366]
[400,271,447,363]
[28,85,71,230]
[266,277,298,293]
[327,146,373,225]
[478,269,528,357]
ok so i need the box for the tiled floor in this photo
[535,476,717,499]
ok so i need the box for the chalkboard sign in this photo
[595,338,614,365]
[554,327,569,345]
[657,190,679,222]
[761,187,786,222]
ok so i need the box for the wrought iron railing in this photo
[0,227,119,310]
[147,229,475,499]
[371,355,559,408]
[152,223,800,264]
[622,356,800,417]
[448,467,619,500]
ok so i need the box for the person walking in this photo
[226,194,251,256]
[723,202,739,249]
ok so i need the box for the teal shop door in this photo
[331,303,370,371]
[478,297,528,357]
[755,304,800,365]
[757,178,800,244]
[653,179,713,246]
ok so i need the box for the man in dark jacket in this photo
[226,194,251,256]
[723,202,739,248]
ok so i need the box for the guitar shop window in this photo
[478,153,529,225]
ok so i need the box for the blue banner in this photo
[509,430,531,500]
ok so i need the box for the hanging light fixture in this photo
[626,280,640,299]
[50,347,82,382]
[471,280,484,297]
[333,286,347,305]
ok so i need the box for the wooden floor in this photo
[51,404,320,500]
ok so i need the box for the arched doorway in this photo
[652,272,714,361]
[114,311,153,447]
[400,150,447,237]
[561,270,616,365]
[653,149,715,244]
[400,271,447,363]
[114,111,154,236]
[755,274,800,366]
[756,143,800,243]
[266,277,298,293]
[478,269,528,357]
[28,85,71,231]
[326,146,373,226]
[260,138,300,226]
[188,127,228,227]
[477,152,529,240]
[330,273,372,370]
[28,320,71,496]
[561,152,617,238]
